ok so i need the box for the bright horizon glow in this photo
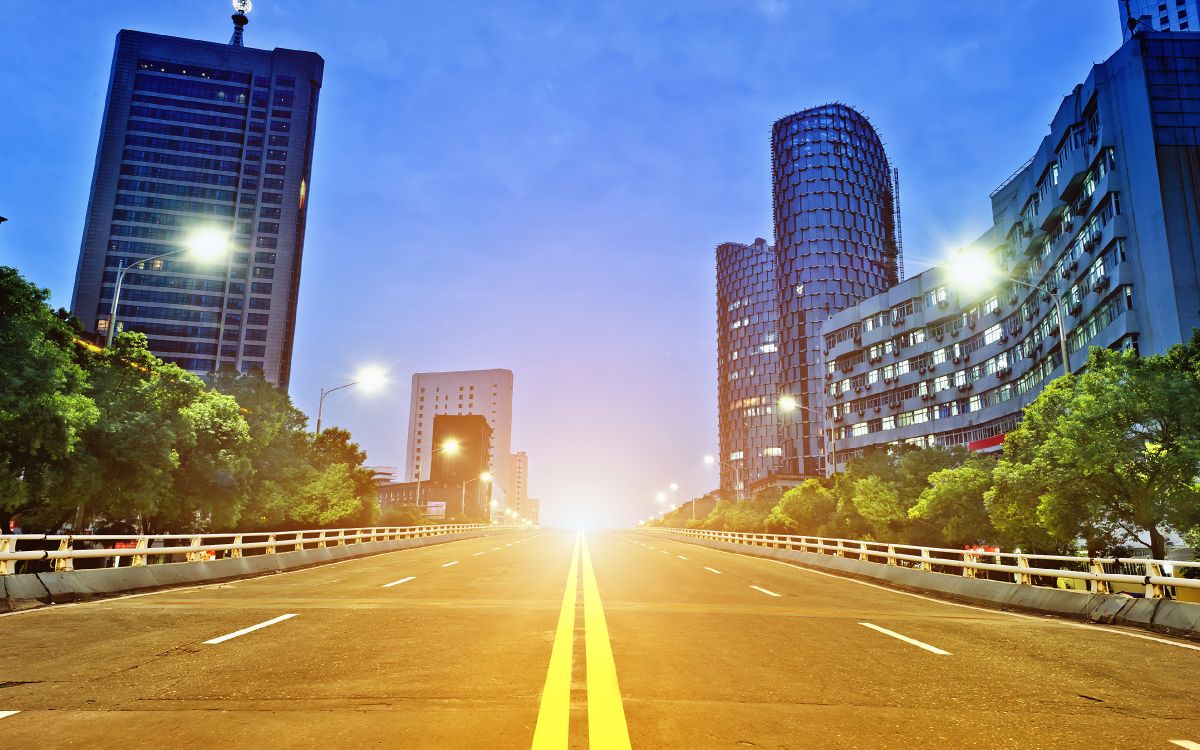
[185,228,229,262]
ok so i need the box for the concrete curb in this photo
[2,529,510,608]
[650,533,1200,641]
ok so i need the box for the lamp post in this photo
[703,454,743,501]
[461,471,492,518]
[417,438,460,510]
[314,366,386,434]
[947,248,1071,375]
[105,228,229,346]
[777,395,836,478]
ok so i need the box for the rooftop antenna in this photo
[230,0,251,47]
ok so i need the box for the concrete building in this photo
[405,369,513,509]
[70,10,323,387]
[771,104,901,479]
[820,30,1200,467]
[715,238,783,495]
[524,498,541,525]
[1120,0,1198,38]
[507,452,529,517]
[376,480,460,519]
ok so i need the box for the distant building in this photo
[525,498,541,525]
[507,452,528,518]
[70,9,323,386]
[821,31,1200,467]
[716,238,782,496]
[405,369,513,509]
[1119,0,1198,38]
[771,104,901,478]
[376,480,459,518]
[430,414,492,518]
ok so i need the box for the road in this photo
[0,529,1197,748]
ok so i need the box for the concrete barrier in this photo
[649,532,1200,641]
[1,529,511,610]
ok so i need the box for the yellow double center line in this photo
[532,533,631,750]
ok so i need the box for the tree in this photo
[908,459,997,547]
[765,479,836,535]
[850,476,907,540]
[0,268,98,532]
[988,339,1200,558]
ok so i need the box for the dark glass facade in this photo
[771,104,900,477]
[70,30,323,387]
[715,239,782,495]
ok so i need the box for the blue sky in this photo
[0,1,1121,527]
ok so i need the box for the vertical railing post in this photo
[186,536,204,562]
[836,540,846,558]
[963,552,977,579]
[886,545,898,566]
[317,530,328,549]
[1087,559,1111,594]
[293,532,305,552]
[230,535,243,559]
[1014,553,1032,585]
[920,548,934,572]
[54,537,75,572]
[858,542,869,562]
[132,537,149,567]
[266,534,277,556]
[337,530,346,546]
[0,536,13,576]
[1144,561,1168,599]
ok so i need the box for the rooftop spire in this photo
[229,0,251,47]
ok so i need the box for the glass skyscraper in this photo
[70,22,323,387]
[770,104,901,477]
[715,238,782,495]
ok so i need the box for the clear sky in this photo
[0,1,1122,528]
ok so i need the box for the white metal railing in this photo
[646,527,1200,600]
[0,524,498,575]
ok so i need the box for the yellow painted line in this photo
[531,533,580,749]
[582,535,632,750]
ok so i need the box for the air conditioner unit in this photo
[992,307,1002,316]
[953,356,961,364]
[873,406,881,414]
[999,335,1009,344]
[963,352,971,362]
[918,367,927,374]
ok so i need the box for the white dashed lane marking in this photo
[383,576,416,588]
[749,585,781,598]
[859,622,951,656]
[704,567,722,574]
[441,561,459,568]
[204,614,297,645]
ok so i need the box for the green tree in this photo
[850,475,907,539]
[765,479,836,535]
[908,459,997,547]
[988,340,1200,558]
[0,267,98,532]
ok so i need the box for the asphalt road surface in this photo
[0,529,1197,749]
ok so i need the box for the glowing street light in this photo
[416,438,460,508]
[104,228,230,346]
[669,482,679,492]
[461,470,492,517]
[704,454,743,502]
[946,246,1071,374]
[656,491,667,503]
[315,365,389,434]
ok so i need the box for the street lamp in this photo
[777,393,837,477]
[947,247,1071,375]
[416,438,460,509]
[314,365,387,434]
[105,228,229,346]
[461,471,491,518]
[704,454,743,502]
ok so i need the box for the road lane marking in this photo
[492,547,501,551]
[531,533,580,749]
[704,567,722,574]
[383,576,416,588]
[860,622,951,655]
[677,555,689,560]
[582,536,632,750]
[0,711,18,720]
[1170,742,1200,750]
[750,585,781,597]
[204,614,297,645]
[473,551,486,556]
[441,561,459,568]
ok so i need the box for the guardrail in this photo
[646,527,1200,600]
[0,524,496,575]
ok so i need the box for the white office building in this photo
[405,369,514,509]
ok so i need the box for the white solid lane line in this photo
[750,585,782,598]
[677,555,689,560]
[0,711,18,720]
[383,576,416,588]
[860,622,951,655]
[704,567,722,574]
[204,614,297,645]
[441,561,459,568]
[1170,741,1200,750]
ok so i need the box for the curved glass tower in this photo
[771,103,900,477]
[716,238,782,495]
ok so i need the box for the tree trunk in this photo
[1148,524,1168,560]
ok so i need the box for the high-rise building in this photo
[715,238,782,495]
[1119,0,1198,38]
[430,414,492,518]
[507,451,529,517]
[771,104,901,478]
[70,9,323,387]
[405,369,514,509]
[820,30,1200,466]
